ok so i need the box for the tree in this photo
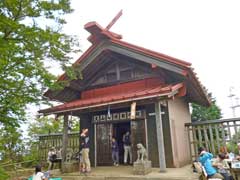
[28,116,79,139]
[0,126,24,163]
[24,116,79,161]
[0,0,80,129]
[191,93,222,122]
[28,116,64,138]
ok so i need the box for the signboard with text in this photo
[92,110,145,123]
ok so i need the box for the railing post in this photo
[186,125,193,161]
[203,125,209,151]
[197,126,203,147]
[221,123,226,148]
[234,121,238,143]
[208,124,215,154]
[192,126,198,159]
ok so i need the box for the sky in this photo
[40,0,240,119]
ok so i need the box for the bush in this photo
[227,142,238,154]
[0,167,9,180]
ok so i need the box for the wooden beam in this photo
[94,123,97,167]
[108,45,185,75]
[105,10,123,30]
[155,101,166,172]
[62,114,69,165]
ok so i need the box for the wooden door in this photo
[131,119,146,162]
[96,123,113,165]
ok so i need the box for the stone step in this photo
[59,176,199,180]
[49,165,200,180]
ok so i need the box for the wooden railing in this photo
[38,131,79,162]
[185,118,240,160]
[0,160,35,169]
[0,160,35,179]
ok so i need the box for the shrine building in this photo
[39,18,210,170]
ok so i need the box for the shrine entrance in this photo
[95,110,147,166]
[113,122,131,164]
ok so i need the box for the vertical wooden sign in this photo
[130,102,136,120]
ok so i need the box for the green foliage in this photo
[191,94,222,122]
[28,116,79,138]
[0,167,9,180]
[0,0,80,129]
[28,116,64,138]
[227,141,238,154]
[0,126,24,162]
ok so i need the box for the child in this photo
[212,153,233,180]
[32,165,47,180]
[111,137,119,166]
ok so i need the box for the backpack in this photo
[50,154,57,162]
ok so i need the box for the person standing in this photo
[122,131,132,164]
[80,128,91,173]
[111,137,119,166]
[198,147,224,179]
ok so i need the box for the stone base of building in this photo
[61,162,79,173]
[133,160,152,175]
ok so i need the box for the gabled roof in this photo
[57,22,191,82]
[43,21,210,112]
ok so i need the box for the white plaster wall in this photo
[167,98,191,167]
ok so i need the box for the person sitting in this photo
[212,153,233,180]
[47,147,57,170]
[32,165,47,180]
[220,146,229,159]
[198,147,224,179]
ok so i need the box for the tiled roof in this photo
[43,20,210,109]
[40,78,185,114]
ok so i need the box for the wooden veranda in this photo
[185,117,240,160]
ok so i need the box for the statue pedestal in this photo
[61,162,78,173]
[133,160,152,175]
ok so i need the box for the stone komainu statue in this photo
[66,148,74,162]
[137,143,148,162]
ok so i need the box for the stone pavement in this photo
[50,165,200,180]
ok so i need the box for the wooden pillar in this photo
[155,101,166,172]
[62,114,69,164]
[94,123,97,167]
